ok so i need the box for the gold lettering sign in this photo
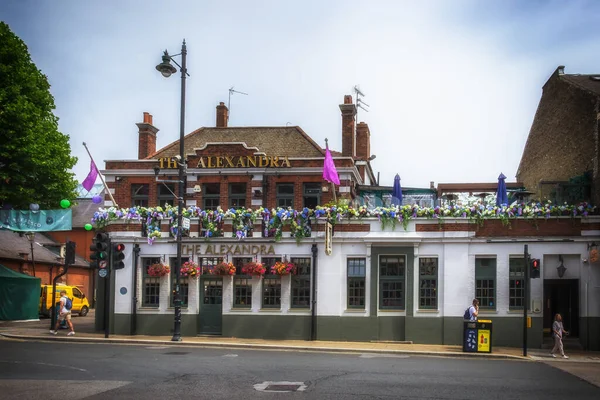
[158,157,178,169]
[181,244,276,256]
[195,155,291,169]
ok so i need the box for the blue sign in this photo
[465,328,477,352]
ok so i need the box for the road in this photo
[0,339,598,400]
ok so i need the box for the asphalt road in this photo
[0,339,598,400]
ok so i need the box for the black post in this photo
[172,39,187,342]
[131,244,140,335]
[310,244,318,341]
[104,263,110,338]
[50,260,70,330]
[28,236,36,277]
[523,244,529,357]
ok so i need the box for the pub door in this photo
[198,277,223,335]
[543,279,579,337]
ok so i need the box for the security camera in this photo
[193,185,202,193]
[173,155,181,162]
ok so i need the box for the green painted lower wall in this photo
[378,316,405,341]
[223,314,311,340]
[113,313,198,336]
[406,317,443,344]
[317,316,378,341]
[580,317,600,351]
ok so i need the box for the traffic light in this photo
[530,258,541,279]
[90,232,110,269]
[112,243,125,270]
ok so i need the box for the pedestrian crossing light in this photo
[112,243,126,270]
[90,232,109,269]
[530,258,541,279]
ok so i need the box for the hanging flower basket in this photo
[212,261,236,276]
[271,261,297,276]
[180,261,200,279]
[242,261,266,276]
[148,263,170,277]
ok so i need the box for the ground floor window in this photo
[234,277,252,308]
[419,257,438,309]
[379,255,405,309]
[347,258,366,309]
[476,257,497,310]
[142,257,161,307]
[509,257,525,309]
[169,257,189,307]
[291,257,311,308]
[262,277,281,308]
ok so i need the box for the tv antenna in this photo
[353,85,369,123]
[228,86,248,121]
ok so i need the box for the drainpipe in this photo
[310,243,318,341]
[131,244,140,335]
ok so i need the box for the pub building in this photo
[99,95,600,350]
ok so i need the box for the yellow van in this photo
[39,284,90,317]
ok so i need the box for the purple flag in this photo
[322,148,340,185]
[82,160,98,191]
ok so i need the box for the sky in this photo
[2,0,600,189]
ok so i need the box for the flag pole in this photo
[325,138,337,203]
[82,142,118,208]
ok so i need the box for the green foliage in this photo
[0,22,77,209]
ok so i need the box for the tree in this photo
[0,22,77,210]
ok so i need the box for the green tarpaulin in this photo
[0,264,41,320]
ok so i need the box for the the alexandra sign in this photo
[158,155,292,169]
[182,244,276,256]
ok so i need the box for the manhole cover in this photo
[163,352,189,355]
[254,381,307,392]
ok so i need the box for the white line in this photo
[0,360,88,372]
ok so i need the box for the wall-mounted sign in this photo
[182,244,276,256]
[325,221,332,256]
[196,155,291,169]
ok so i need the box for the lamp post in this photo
[25,232,36,277]
[156,40,188,342]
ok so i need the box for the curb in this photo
[0,332,529,361]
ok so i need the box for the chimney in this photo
[339,95,357,158]
[216,102,229,128]
[356,122,370,161]
[136,112,159,159]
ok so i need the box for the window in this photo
[131,184,149,207]
[347,258,366,308]
[476,258,496,310]
[233,257,253,308]
[509,258,525,309]
[262,277,281,308]
[200,257,223,274]
[291,257,311,308]
[261,257,281,274]
[203,279,222,305]
[303,183,321,209]
[379,255,405,309]
[169,257,189,307]
[229,183,246,208]
[142,257,161,307]
[157,183,175,208]
[72,287,84,299]
[203,183,220,210]
[276,184,294,208]
[418,258,438,309]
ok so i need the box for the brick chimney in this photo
[136,112,159,159]
[216,102,228,128]
[356,122,370,161]
[339,95,356,157]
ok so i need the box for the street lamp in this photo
[24,232,36,277]
[156,40,189,342]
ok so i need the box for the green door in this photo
[199,277,223,335]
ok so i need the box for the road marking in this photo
[145,346,169,349]
[0,360,88,372]
[359,354,411,359]
[222,354,238,357]
[254,381,307,392]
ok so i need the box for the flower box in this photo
[148,263,170,277]
[180,261,200,279]
[209,262,236,276]
[241,261,266,276]
[270,261,297,276]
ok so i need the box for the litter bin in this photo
[463,319,493,353]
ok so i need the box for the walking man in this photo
[550,313,569,359]
[50,290,75,336]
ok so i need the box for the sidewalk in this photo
[2,316,599,363]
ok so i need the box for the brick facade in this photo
[517,67,599,206]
